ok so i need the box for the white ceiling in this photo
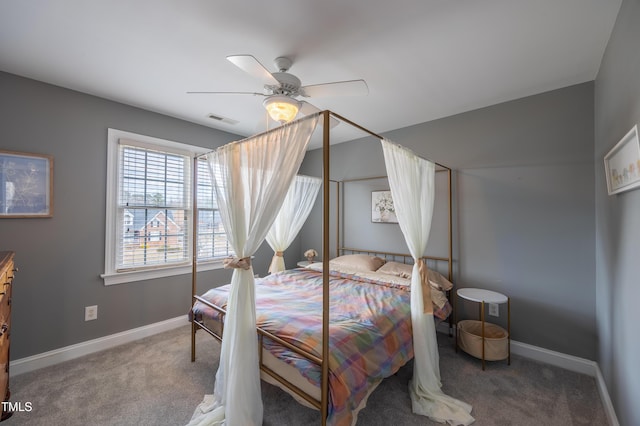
[0,1,622,148]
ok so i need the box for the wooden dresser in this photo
[0,252,15,421]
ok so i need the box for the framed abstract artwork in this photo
[604,125,640,195]
[0,150,53,217]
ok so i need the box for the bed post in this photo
[447,167,454,336]
[336,181,341,257]
[321,110,330,426]
[191,155,199,362]
[447,167,453,281]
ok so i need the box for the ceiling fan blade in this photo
[299,100,320,115]
[226,55,279,86]
[300,79,369,98]
[186,91,265,96]
[299,101,340,128]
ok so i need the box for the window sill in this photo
[101,260,224,286]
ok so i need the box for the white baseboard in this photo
[595,365,620,426]
[10,315,189,376]
[436,322,619,425]
[509,340,597,376]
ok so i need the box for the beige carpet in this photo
[6,324,608,425]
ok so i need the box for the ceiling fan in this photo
[188,55,369,124]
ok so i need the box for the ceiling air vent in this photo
[207,113,238,125]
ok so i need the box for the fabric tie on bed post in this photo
[416,258,433,315]
[266,175,322,274]
[187,114,320,426]
[222,256,252,270]
[381,139,474,426]
[268,252,284,274]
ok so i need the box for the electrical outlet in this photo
[488,303,499,317]
[85,305,98,321]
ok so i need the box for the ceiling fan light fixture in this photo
[263,95,300,123]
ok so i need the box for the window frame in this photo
[102,129,225,286]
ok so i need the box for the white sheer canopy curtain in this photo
[266,175,322,273]
[381,139,474,426]
[187,114,320,426]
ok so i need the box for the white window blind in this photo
[117,143,190,271]
[196,158,233,260]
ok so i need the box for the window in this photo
[103,129,232,285]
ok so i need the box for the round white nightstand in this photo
[455,288,511,370]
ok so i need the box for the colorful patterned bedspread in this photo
[191,268,449,426]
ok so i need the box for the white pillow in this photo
[376,261,453,291]
[329,254,386,272]
[377,261,412,278]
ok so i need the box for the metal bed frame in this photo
[190,110,454,425]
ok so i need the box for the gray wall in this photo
[594,0,640,424]
[300,82,596,360]
[0,71,253,359]
[298,149,452,271]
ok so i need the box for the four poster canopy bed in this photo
[187,111,474,426]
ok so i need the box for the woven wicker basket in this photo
[457,320,509,361]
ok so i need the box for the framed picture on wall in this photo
[371,190,398,223]
[0,150,53,218]
[604,125,640,195]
